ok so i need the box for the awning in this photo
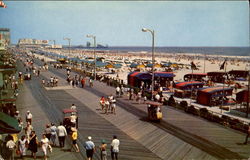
[174,81,204,89]
[128,72,152,80]
[154,72,175,78]
[0,112,21,134]
[199,87,233,94]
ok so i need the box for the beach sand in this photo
[36,48,249,84]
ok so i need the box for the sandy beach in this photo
[36,48,249,85]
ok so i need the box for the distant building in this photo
[18,38,49,48]
[0,28,10,49]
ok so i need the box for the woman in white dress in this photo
[18,135,28,158]
[41,134,50,160]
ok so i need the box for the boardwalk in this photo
[15,57,250,160]
[17,60,161,160]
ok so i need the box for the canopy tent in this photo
[197,87,233,106]
[127,71,151,87]
[174,81,204,90]
[0,112,21,134]
[184,73,207,81]
[236,90,249,103]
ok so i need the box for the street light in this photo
[86,34,96,80]
[142,28,155,100]
[63,37,71,56]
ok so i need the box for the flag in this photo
[220,59,227,70]
[191,61,196,70]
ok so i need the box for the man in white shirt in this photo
[111,135,120,160]
[116,86,120,97]
[6,135,16,160]
[57,122,67,147]
[26,110,33,124]
[70,113,77,125]
[70,104,77,110]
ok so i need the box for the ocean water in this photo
[73,46,250,57]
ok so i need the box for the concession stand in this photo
[207,72,228,83]
[228,70,248,81]
[197,87,233,106]
[127,71,175,88]
[127,71,152,88]
[183,73,207,81]
[173,81,204,98]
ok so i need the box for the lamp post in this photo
[142,28,155,100]
[246,64,250,118]
[63,38,71,56]
[86,34,96,80]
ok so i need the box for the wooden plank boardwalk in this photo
[67,87,217,160]
[36,65,217,159]
[22,58,250,159]
[15,80,82,160]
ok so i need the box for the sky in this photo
[0,1,249,47]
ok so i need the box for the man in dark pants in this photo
[111,135,120,160]
[244,123,250,144]
[57,122,67,147]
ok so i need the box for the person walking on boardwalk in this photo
[111,135,120,160]
[41,134,51,160]
[44,124,51,140]
[84,136,95,160]
[99,139,107,160]
[116,86,121,97]
[50,123,57,146]
[111,97,116,115]
[89,78,93,87]
[244,123,250,144]
[25,122,33,138]
[71,127,80,152]
[25,110,33,124]
[6,135,16,160]
[100,96,105,111]
[28,131,38,159]
[18,135,28,158]
[70,104,77,110]
[104,98,110,114]
[81,77,85,88]
[57,122,67,148]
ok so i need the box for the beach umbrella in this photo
[95,61,107,68]
[162,62,172,67]
[170,63,178,68]
[146,63,161,68]
[137,64,145,69]
[96,57,105,61]
[130,63,139,68]
[105,64,114,69]
[114,63,122,69]
[154,64,162,68]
